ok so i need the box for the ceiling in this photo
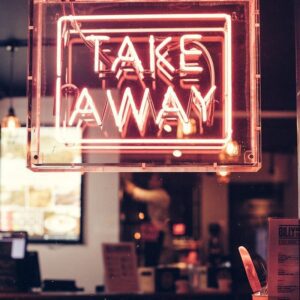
[0,0,297,153]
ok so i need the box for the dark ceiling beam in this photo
[0,38,27,48]
[0,38,58,48]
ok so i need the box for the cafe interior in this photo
[0,0,299,299]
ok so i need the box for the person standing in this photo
[124,173,173,265]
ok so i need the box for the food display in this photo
[0,128,82,242]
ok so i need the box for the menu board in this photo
[0,128,83,243]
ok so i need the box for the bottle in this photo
[207,223,224,288]
[199,265,208,290]
[188,264,207,291]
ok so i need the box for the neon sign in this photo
[55,14,232,150]
[28,0,260,172]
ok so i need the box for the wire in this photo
[69,3,111,66]
[6,45,16,108]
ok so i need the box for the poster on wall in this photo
[0,128,83,242]
[268,218,300,300]
[28,0,261,172]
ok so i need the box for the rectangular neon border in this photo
[56,14,232,151]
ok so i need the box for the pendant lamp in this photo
[1,45,20,129]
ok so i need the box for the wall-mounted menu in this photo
[0,128,83,243]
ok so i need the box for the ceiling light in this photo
[1,107,20,129]
[1,45,20,129]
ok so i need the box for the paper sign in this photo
[102,242,139,293]
[268,218,300,300]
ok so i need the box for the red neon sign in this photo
[55,14,232,151]
[28,0,260,172]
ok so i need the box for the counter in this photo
[0,292,233,300]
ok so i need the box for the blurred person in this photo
[124,173,174,265]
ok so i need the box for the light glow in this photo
[182,119,196,135]
[173,223,186,236]
[173,150,182,157]
[216,169,231,184]
[138,212,145,220]
[134,232,141,240]
[1,115,21,129]
[218,170,229,177]
[163,124,172,133]
[225,140,239,157]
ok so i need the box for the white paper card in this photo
[268,218,300,300]
[102,242,139,293]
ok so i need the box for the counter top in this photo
[0,291,233,300]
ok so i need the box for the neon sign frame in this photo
[27,0,261,172]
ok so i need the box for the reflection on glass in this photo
[120,173,200,266]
